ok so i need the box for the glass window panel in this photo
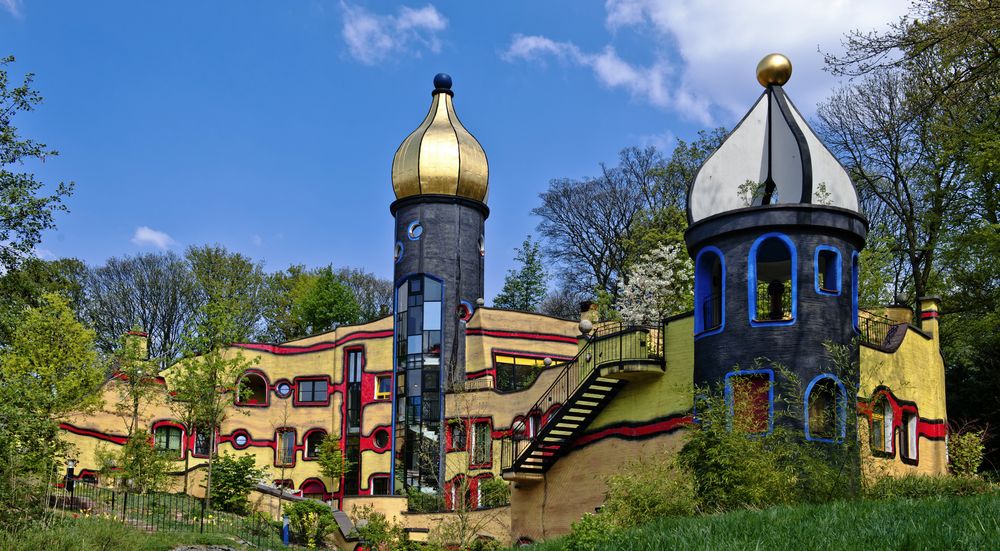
[407,368,422,396]
[424,278,442,301]
[407,307,422,335]
[397,285,408,313]
[410,278,422,294]
[422,369,439,391]
[423,302,441,330]
[408,335,423,355]
[424,331,441,356]
[315,381,329,401]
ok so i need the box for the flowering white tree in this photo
[616,243,693,325]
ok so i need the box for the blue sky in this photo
[1,1,907,299]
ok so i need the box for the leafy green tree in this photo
[0,293,104,524]
[185,244,267,348]
[110,331,161,437]
[209,453,268,514]
[493,235,547,311]
[259,265,317,342]
[0,56,74,274]
[295,267,361,334]
[333,266,392,324]
[95,429,171,493]
[0,257,86,346]
[316,435,352,490]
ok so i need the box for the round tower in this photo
[389,74,488,492]
[684,55,867,441]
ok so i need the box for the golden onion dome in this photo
[391,73,489,203]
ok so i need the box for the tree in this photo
[83,252,197,365]
[615,243,693,325]
[186,244,267,348]
[258,265,316,342]
[333,266,392,323]
[0,257,86,346]
[493,235,547,312]
[109,331,161,437]
[0,293,104,524]
[94,430,171,494]
[209,453,268,514]
[0,56,74,274]
[295,267,361,334]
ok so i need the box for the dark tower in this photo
[684,54,867,442]
[389,74,489,493]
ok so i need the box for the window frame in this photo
[870,395,895,457]
[852,251,860,333]
[302,429,326,461]
[804,374,847,443]
[293,376,331,407]
[694,246,726,337]
[900,409,919,463]
[275,428,297,467]
[191,429,216,458]
[152,422,184,458]
[748,233,797,327]
[814,245,843,296]
[374,374,392,401]
[470,420,493,468]
[235,370,270,407]
[370,475,391,496]
[724,369,775,435]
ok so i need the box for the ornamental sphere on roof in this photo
[756,53,792,87]
[391,73,489,204]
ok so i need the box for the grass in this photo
[0,516,243,551]
[528,492,1000,550]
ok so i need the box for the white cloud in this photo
[341,2,448,65]
[0,0,22,18]
[505,1,909,123]
[131,226,177,250]
[504,35,712,124]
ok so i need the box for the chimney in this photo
[918,296,941,345]
[125,330,150,360]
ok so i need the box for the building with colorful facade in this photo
[59,55,949,547]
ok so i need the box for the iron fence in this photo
[858,309,903,349]
[49,481,284,549]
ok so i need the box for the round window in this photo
[478,234,485,257]
[394,241,403,264]
[407,221,424,240]
[374,429,389,449]
[275,382,292,398]
[233,433,249,448]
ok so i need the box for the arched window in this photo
[871,395,894,454]
[805,375,847,442]
[900,409,919,462]
[852,252,860,332]
[303,429,326,460]
[814,246,842,295]
[300,478,328,501]
[153,424,183,457]
[695,247,725,336]
[725,370,773,435]
[749,233,796,325]
[236,371,268,406]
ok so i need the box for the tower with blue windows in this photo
[684,55,867,441]
[389,74,489,492]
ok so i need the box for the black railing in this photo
[500,320,664,472]
[48,481,284,549]
[858,309,903,349]
[701,293,722,331]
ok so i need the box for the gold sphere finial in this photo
[756,53,792,87]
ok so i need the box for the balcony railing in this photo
[858,309,904,349]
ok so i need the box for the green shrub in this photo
[0,517,233,551]
[864,474,994,500]
[565,513,617,551]
[349,504,405,549]
[285,499,335,548]
[479,478,511,508]
[949,425,986,476]
[406,487,445,513]
[601,454,696,528]
[209,453,268,515]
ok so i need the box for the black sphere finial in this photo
[433,73,452,91]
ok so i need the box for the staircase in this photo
[500,321,665,482]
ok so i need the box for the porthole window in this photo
[394,241,403,264]
[233,433,249,449]
[407,221,424,240]
[374,429,390,449]
[478,235,485,257]
[275,382,292,398]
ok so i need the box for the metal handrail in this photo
[858,309,903,348]
[500,320,664,471]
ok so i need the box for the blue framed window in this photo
[804,374,847,443]
[724,369,774,435]
[407,220,424,240]
[748,233,796,326]
[851,251,859,333]
[814,246,842,295]
[694,247,725,337]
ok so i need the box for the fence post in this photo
[110,488,116,516]
[121,491,128,522]
[200,498,206,534]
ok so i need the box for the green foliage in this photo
[565,513,616,551]
[315,435,352,485]
[110,332,161,437]
[948,424,987,477]
[185,244,267,348]
[285,499,335,548]
[95,430,171,493]
[349,504,405,549]
[0,257,86,346]
[0,56,74,274]
[493,235,547,312]
[864,474,993,500]
[208,453,268,515]
[406,487,445,513]
[478,477,510,508]
[295,266,361,334]
[601,454,697,527]
[0,517,235,551]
